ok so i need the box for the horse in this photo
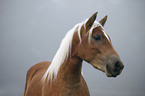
[24,12,124,96]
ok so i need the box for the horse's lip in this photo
[106,74,117,77]
[106,72,119,77]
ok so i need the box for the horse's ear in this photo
[85,12,98,32]
[99,15,107,26]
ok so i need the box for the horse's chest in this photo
[43,80,90,96]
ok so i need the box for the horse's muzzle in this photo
[106,60,124,77]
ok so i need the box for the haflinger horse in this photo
[24,12,124,96]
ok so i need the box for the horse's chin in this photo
[92,65,105,73]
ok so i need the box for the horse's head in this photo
[77,12,124,77]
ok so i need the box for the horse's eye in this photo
[93,34,102,41]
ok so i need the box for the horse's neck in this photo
[57,56,83,84]
[60,31,82,81]
[57,31,83,85]
[42,31,90,95]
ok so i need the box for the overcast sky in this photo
[0,0,145,96]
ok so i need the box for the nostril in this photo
[115,61,121,69]
[114,61,122,72]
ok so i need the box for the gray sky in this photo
[0,0,145,96]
